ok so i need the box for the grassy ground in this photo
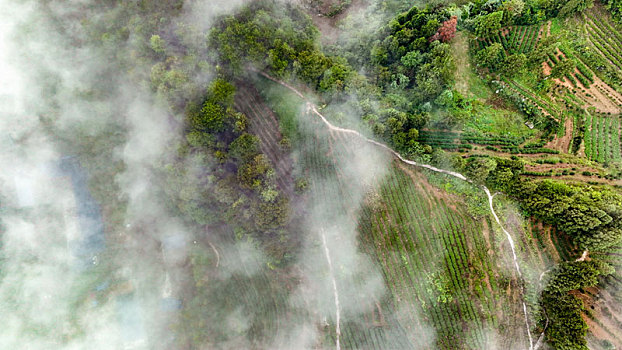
[251,74,306,143]
[452,32,490,100]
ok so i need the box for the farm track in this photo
[253,69,536,350]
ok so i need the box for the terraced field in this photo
[584,114,622,164]
[584,9,622,72]
[253,75,532,349]
[479,24,544,55]
[358,164,530,349]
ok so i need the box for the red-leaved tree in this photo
[431,16,457,43]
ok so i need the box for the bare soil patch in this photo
[545,116,573,153]
[550,50,622,114]
[304,0,366,44]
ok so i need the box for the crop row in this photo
[522,170,552,176]
[575,60,594,83]
[548,49,593,88]
[584,114,622,164]
[506,79,561,117]
[519,147,560,154]
[357,166,501,349]
[491,80,545,120]
[480,25,538,56]
[303,124,472,349]
[585,18,622,70]
[461,132,524,146]
[499,78,561,124]
[586,11,622,52]
[489,25,540,55]
[518,24,540,54]
[236,89,296,192]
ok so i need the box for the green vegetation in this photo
[172,79,291,251]
[541,260,611,350]
[585,114,622,164]
[70,1,622,349]
[359,165,521,349]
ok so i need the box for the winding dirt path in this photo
[252,69,535,350]
[320,229,341,350]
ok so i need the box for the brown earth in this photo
[545,116,573,153]
[573,287,622,349]
[547,48,622,114]
[535,21,549,42]
[304,0,367,44]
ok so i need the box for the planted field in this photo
[549,46,622,114]
[584,114,622,164]
[483,24,543,54]
[181,241,291,348]
[584,10,622,71]
[358,164,528,349]
[417,130,534,154]
[255,75,534,349]
[493,78,560,126]
[302,112,419,350]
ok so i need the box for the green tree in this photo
[295,50,331,85]
[501,53,527,76]
[253,196,290,230]
[206,78,235,107]
[465,157,498,184]
[551,59,576,79]
[501,0,525,22]
[229,133,260,162]
[559,0,594,17]
[150,34,165,53]
[474,11,504,37]
[476,43,504,69]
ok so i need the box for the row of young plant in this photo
[492,145,559,154]
[586,10,622,55]
[235,88,295,192]
[564,9,622,96]
[505,25,540,54]
[519,24,540,54]
[419,131,527,150]
[523,169,582,177]
[417,131,472,152]
[358,166,501,349]
[461,132,525,146]
[506,78,561,117]
[556,47,595,89]
[549,50,579,88]
[585,114,622,164]
[584,14,622,70]
[491,80,544,120]
[595,85,622,107]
